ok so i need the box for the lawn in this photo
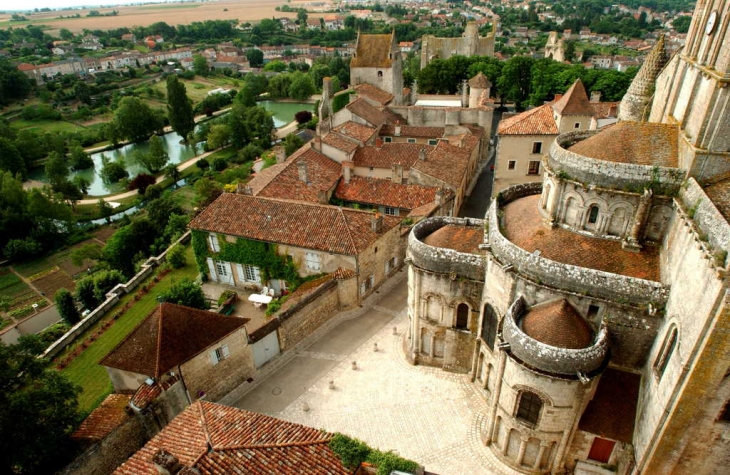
[10,119,86,133]
[58,245,198,413]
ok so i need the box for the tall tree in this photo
[112,96,163,143]
[54,288,80,325]
[132,135,169,173]
[166,75,195,143]
[0,336,81,474]
[0,137,26,178]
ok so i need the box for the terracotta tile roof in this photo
[502,194,660,281]
[380,124,445,138]
[412,138,474,189]
[568,121,678,167]
[113,401,349,475]
[335,176,437,210]
[333,267,357,279]
[591,101,619,119]
[520,299,593,349]
[346,97,391,126]
[551,78,595,116]
[354,83,394,105]
[407,201,439,218]
[704,178,730,222]
[468,71,491,89]
[72,394,131,443]
[353,142,429,170]
[322,132,359,153]
[17,62,36,71]
[579,368,640,442]
[99,303,249,378]
[351,33,394,68]
[497,104,558,135]
[256,148,342,203]
[422,224,483,254]
[189,193,401,255]
[130,375,181,410]
[332,121,377,143]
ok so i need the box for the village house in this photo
[100,303,254,433]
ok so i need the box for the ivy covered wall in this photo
[191,230,301,285]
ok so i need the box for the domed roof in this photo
[520,299,593,349]
[422,224,483,254]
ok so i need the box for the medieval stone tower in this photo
[406,2,730,474]
[544,32,565,63]
[350,30,404,105]
[420,21,496,69]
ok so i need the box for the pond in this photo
[29,131,200,196]
[258,101,314,128]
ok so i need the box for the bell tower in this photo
[649,0,730,182]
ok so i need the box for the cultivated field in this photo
[0,0,324,34]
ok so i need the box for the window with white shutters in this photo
[305,252,321,271]
[208,233,221,252]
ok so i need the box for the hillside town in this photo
[1,1,729,475]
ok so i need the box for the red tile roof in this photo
[189,193,401,255]
[551,79,595,116]
[497,104,558,135]
[322,131,360,153]
[354,83,394,105]
[412,136,476,189]
[99,303,249,378]
[351,32,394,68]
[568,121,678,167]
[113,401,350,475]
[335,176,437,210]
[332,120,377,143]
[353,142,430,169]
[521,299,593,349]
[17,62,36,71]
[72,394,131,443]
[130,375,181,410]
[256,148,342,203]
[346,97,395,126]
[379,124,445,138]
[422,224,483,254]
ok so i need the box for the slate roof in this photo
[189,193,401,255]
[422,224,483,254]
[99,303,249,378]
[353,142,430,169]
[568,121,678,167]
[380,124,445,138]
[72,394,131,443]
[332,121,378,143]
[112,400,350,475]
[256,148,342,203]
[521,299,593,349]
[551,79,595,116]
[335,176,437,210]
[497,104,559,136]
[351,32,394,68]
[354,83,394,105]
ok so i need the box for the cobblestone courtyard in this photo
[231,274,522,475]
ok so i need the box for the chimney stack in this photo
[391,163,403,184]
[419,148,427,161]
[152,449,181,475]
[394,123,402,136]
[317,190,328,204]
[297,161,308,184]
[371,213,383,233]
[590,91,602,103]
[237,184,253,195]
[435,188,444,206]
[343,161,352,184]
[376,137,383,148]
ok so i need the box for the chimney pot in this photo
[371,213,383,233]
[343,163,351,184]
[419,148,427,161]
[297,161,308,184]
[152,449,180,475]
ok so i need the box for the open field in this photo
[9,119,87,134]
[0,0,317,34]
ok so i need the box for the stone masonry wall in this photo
[278,281,339,351]
[547,132,684,193]
[680,177,730,257]
[487,193,669,306]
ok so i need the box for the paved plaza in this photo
[230,273,522,475]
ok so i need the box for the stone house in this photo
[188,193,403,301]
[100,303,254,434]
[350,30,404,105]
[406,3,730,473]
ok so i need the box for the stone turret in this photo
[468,72,491,108]
[618,35,668,122]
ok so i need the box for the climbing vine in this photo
[191,230,301,286]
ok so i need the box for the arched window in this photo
[516,391,543,426]
[653,324,678,379]
[456,303,469,329]
[588,205,600,224]
[481,304,498,350]
[377,70,383,79]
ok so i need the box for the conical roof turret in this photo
[618,35,668,122]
